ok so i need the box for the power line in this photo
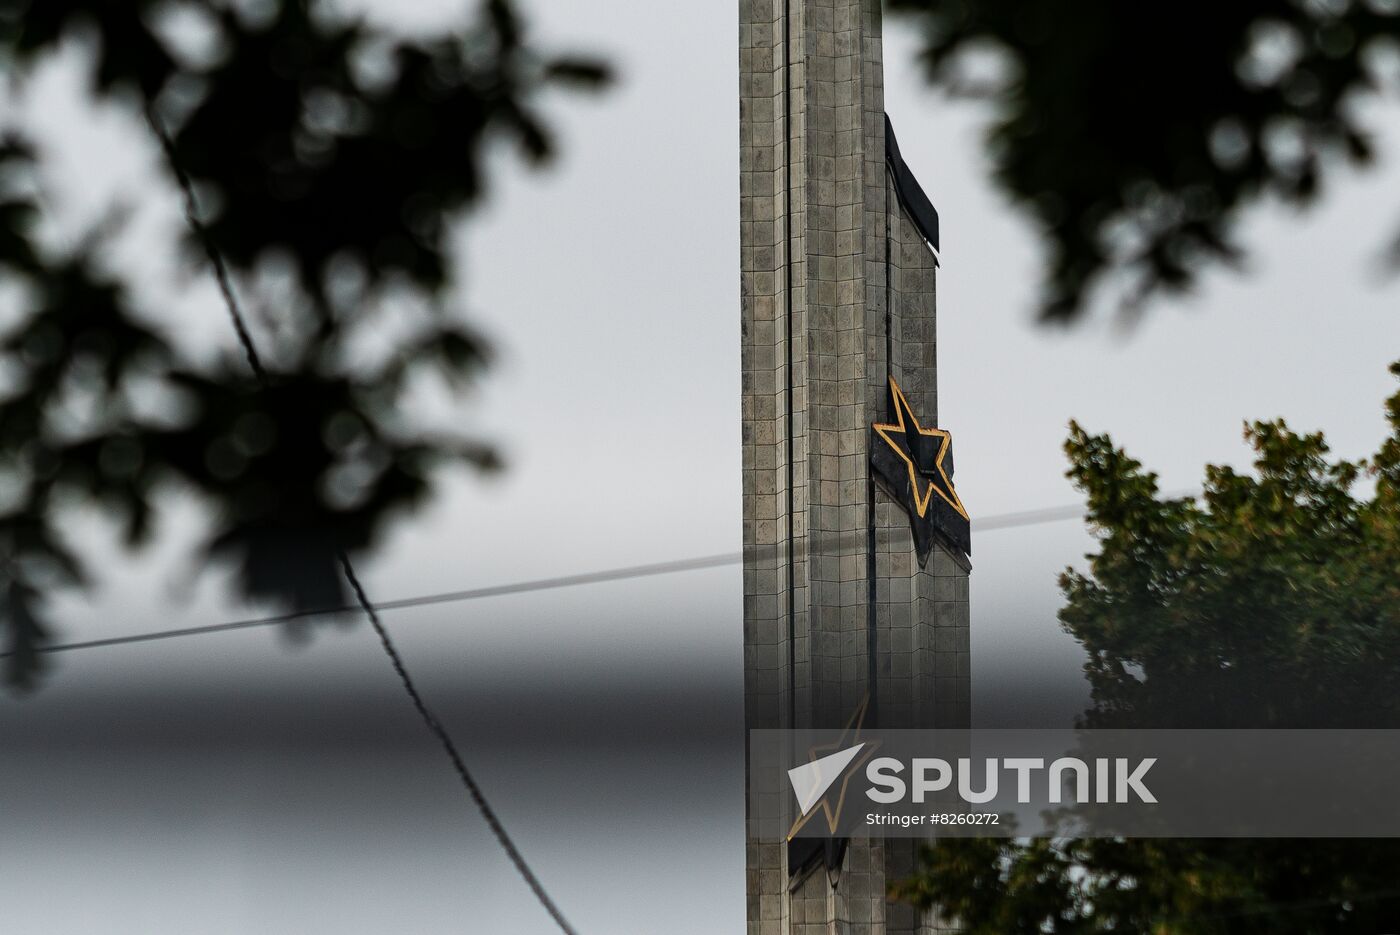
[338,553,580,935]
[146,110,579,935]
[21,551,740,657]
[146,106,263,378]
[11,496,1144,660]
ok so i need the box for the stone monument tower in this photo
[741,0,971,931]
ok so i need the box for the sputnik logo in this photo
[785,697,881,838]
[788,745,865,814]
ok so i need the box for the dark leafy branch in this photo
[0,1,608,688]
[888,0,1400,321]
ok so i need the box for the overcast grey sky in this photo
[3,1,1400,933]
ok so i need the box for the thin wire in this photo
[9,494,1201,660]
[338,552,579,935]
[17,552,738,657]
[146,106,265,378]
[146,110,578,935]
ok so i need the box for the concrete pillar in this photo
[741,0,970,932]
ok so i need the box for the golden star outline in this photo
[786,696,882,840]
[872,376,970,522]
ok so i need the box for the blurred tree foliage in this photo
[0,0,606,688]
[891,361,1400,932]
[888,0,1400,320]
[892,835,1400,934]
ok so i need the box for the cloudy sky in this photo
[3,1,1400,933]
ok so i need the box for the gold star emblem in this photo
[872,377,969,522]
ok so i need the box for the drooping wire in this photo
[339,553,579,935]
[145,107,579,935]
[146,106,265,378]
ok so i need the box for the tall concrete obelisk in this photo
[741,0,970,931]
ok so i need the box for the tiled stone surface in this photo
[742,0,969,932]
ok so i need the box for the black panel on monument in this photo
[884,114,940,257]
